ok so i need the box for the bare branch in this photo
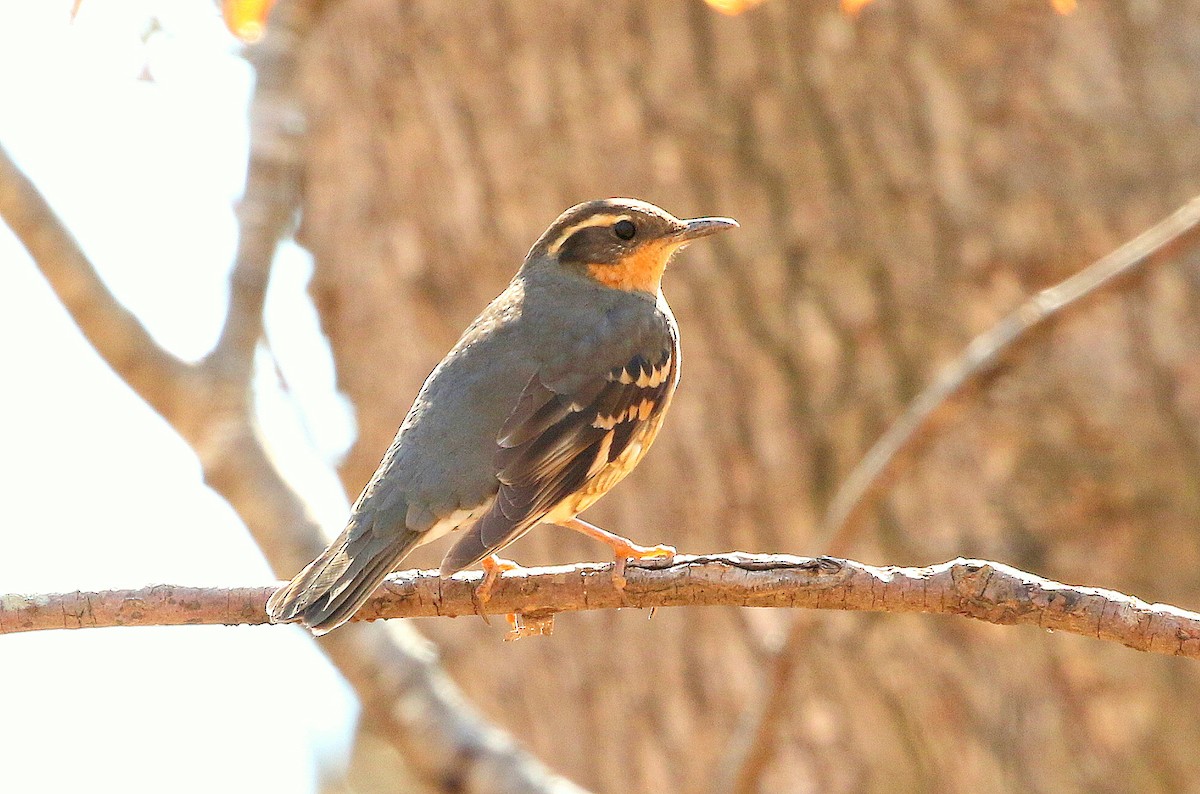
[4,555,1199,660]
[0,3,586,789]
[717,196,1200,794]
[821,195,1200,542]
[713,615,813,794]
[205,0,308,377]
[0,141,192,417]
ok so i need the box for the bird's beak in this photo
[670,216,739,244]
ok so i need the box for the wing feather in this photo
[439,338,677,575]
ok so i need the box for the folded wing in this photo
[438,341,675,574]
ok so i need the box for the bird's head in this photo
[527,198,738,294]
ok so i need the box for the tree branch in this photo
[0,3,585,790]
[4,554,1199,659]
[717,195,1200,794]
[206,0,307,377]
[821,195,1200,542]
[0,141,193,417]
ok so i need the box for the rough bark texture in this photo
[296,1,1200,791]
[6,556,1200,663]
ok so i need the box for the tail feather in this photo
[267,524,423,636]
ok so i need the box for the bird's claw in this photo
[612,543,676,590]
[474,554,522,624]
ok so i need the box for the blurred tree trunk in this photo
[295,0,1200,790]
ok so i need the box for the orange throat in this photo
[587,240,680,294]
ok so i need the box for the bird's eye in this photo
[613,219,636,240]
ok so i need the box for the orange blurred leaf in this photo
[223,0,276,42]
[841,0,876,16]
[1051,0,1078,14]
[704,0,767,15]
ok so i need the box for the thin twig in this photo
[712,616,815,794]
[821,195,1200,541]
[719,195,1200,794]
[3,555,1199,661]
[206,0,307,376]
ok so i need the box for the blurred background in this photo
[3,0,1200,792]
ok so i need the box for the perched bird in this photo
[267,198,737,635]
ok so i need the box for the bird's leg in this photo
[555,516,675,589]
[475,553,523,612]
[473,556,541,634]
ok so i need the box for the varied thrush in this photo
[267,198,737,634]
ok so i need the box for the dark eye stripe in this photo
[547,214,625,255]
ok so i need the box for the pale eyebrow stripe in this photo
[547,214,631,255]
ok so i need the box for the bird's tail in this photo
[266,523,424,636]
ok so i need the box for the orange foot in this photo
[475,554,523,624]
[556,517,675,589]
